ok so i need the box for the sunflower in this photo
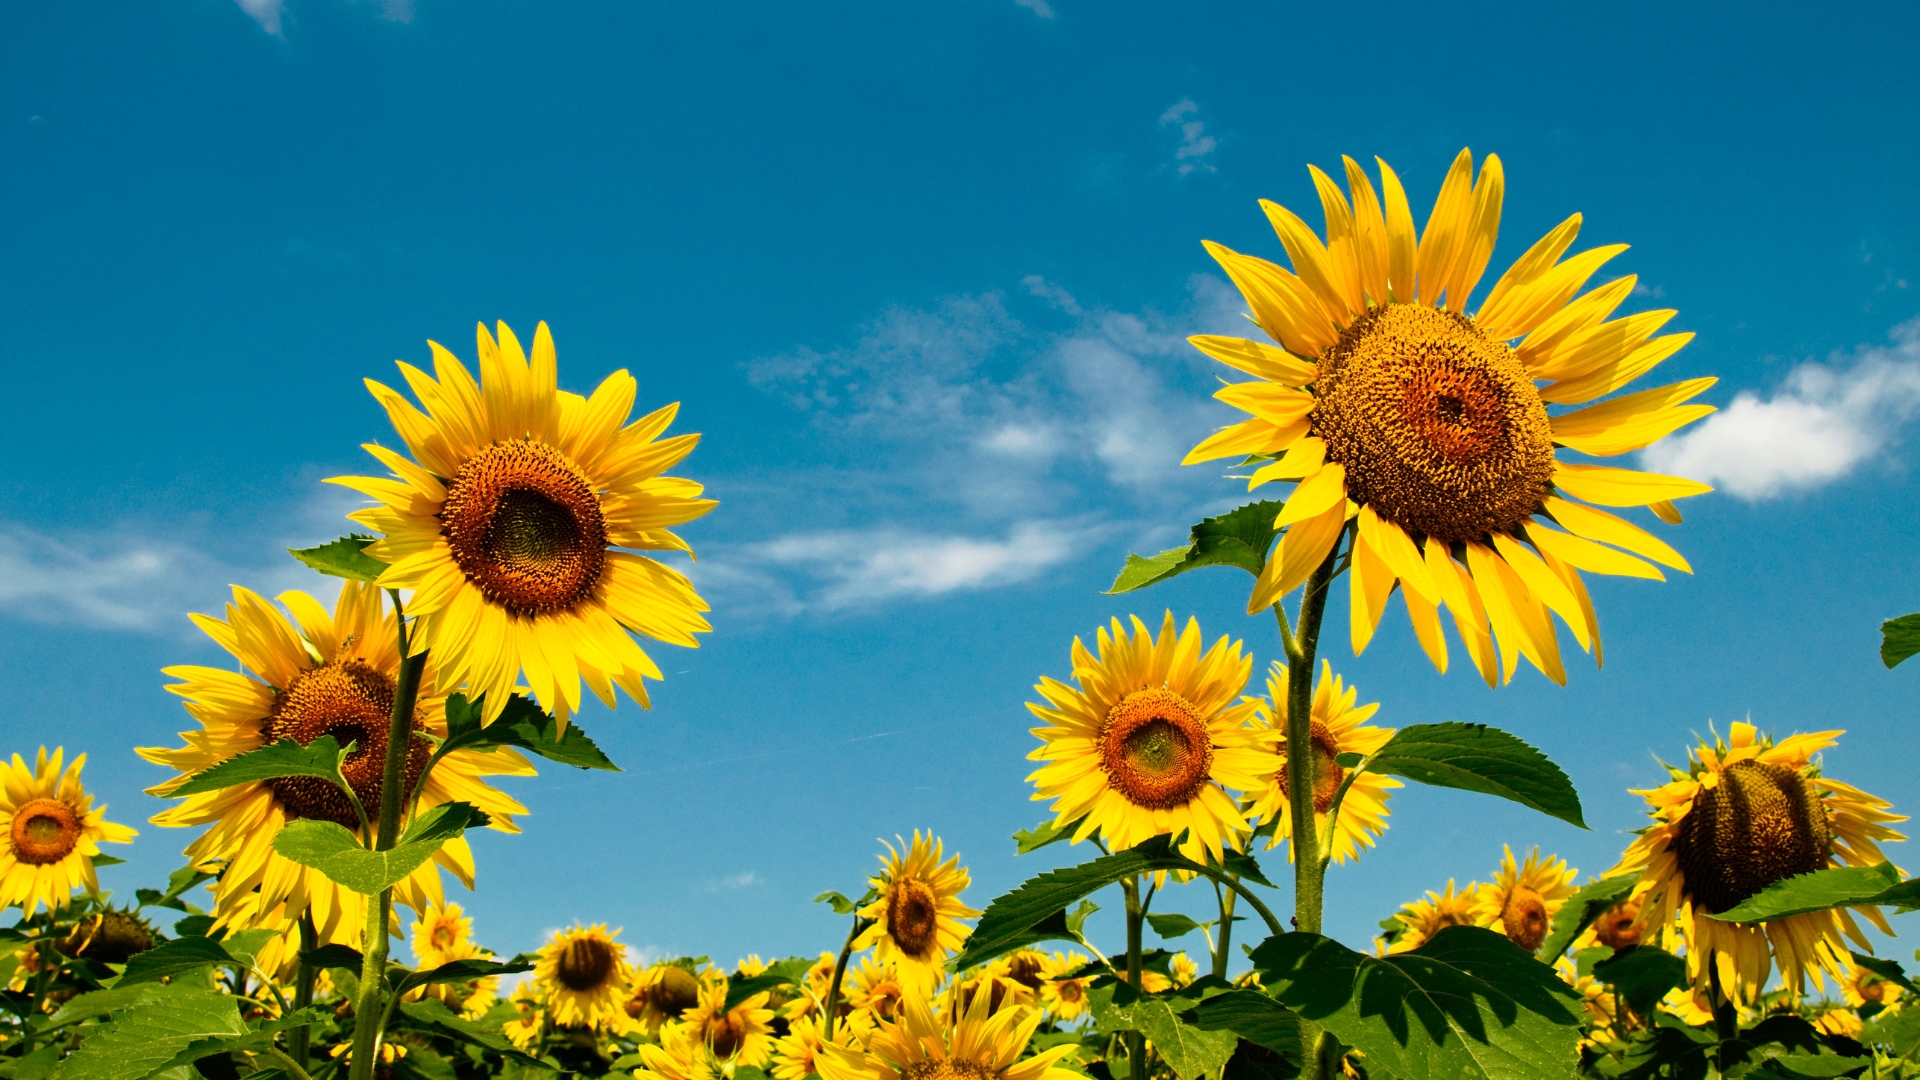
[1841,955,1904,1011]
[1584,895,1646,951]
[1814,1007,1863,1038]
[686,978,777,1067]
[0,748,134,914]
[329,320,715,725]
[502,981,547,1050]
[637,1020,728,1080]
[532,923,634,1032]
[631,961,708,1035]
[1186,149,1715,686]
[1474,846,1578,954]
[410,900,475,968]
[141,583,533,953]
[853,832,980,995]
[1027,613,1269,864]
[782,950,839,1021]
[408,939,499,1020]
[817,985,1080,1080]
[56,908,159,965]
[1242,661,1397,865]
[1614,722,1907,1003]
[1038,952,1092,1021]
[844,956,909,1032]
[1386,880,1486,953]
[773,1014,860,1080]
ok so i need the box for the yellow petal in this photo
[1350,534,1394,655]
[1650,499,1683,525]
[1491,533,1591,652]
[1343,156,1391,307]
[1524,521,1663,581]
[1248,499,1348,614]
[1189,335,1318,385]
[1475,213,1582,336]
[1543,496,1692,572]
[1416,148,1475,307]
[1248,437,1327,491]
[1479,244,1628,342]
[1445,153,1503,310]
[1403,585,1450,674]
[1551,377,1717,439]
[1203,241,1341,357]
[1275,463,1348,528]
[1541,333,1695,405]
[1553,404,1717,456]
[1552,464,1711,508]
[1185,416,1308,465]
[1516,275,1638,368]
[1356,506,1438,604]
[1427,541,1498,687]
[1541,549,1602,668]
[1377,157,1418,304]
[1216,381,1316,428]
[1463,541,1525,685]
[1308,164,1367,315]
[1260,199,1352,323]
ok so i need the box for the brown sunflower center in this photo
[904,1063,1001,1080]
[9,798,80,866]
[441,439,609,617]
[1593,899,1643,950]
[644,966,701,1018]
[57,910,157,964]
[1056,979,1085,1003]
[1273,720,1345,815]
[1314,303,1555,543]
[1501,886,1550,952]
[704,1010,747,1059]
[263,658,429,830]
[431,924,458,949]
[867,980,905,1020]
[1672,759,1832,916]
[1100,688,1215,810]
[1006,952,1046,990]
[556,936,619,992]
[887,878,941,956]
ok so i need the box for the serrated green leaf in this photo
[1102,997,1238,1079]
[1757,1054,1873,1079]
[724,972,795,1011]
[135,865,215,914]
[7,1043,62,1080]
[1147,913,1204,940]
[220,927,280,970]
[1539,876,1638,961]
[116,936,236,986]
[145,1007,334,1077]
[1248,926,1582,1080]
[1360,722,1586,829]
[168,736,355,800]
[51,986,246,1080]
[393,998,553,1068]
[272,801,489,895]
[1849,951,1917,994]
[45,983,170,1026]
[1015,816,1088,855]
[395,957,533,997]
[813,891,858,915]
[1212,848,1276,889]
[1107,501,1286,594]
[289,534,388,583]
[1882,614,1920,669]
[299,943,366,971]
[1592,946,1685,1018]
[1190,989,1309,1060]
[1708,862,1903,923]
[1863,1005,1920,1054]
[440,693,619,771]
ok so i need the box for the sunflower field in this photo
[8,148,1920,1080]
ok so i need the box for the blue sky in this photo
[3,0,1919,971]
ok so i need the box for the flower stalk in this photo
[1275,543,1341,936]
[1123,875,1147,1078]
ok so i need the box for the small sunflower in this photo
[410,900,475,968]
[330,320,715,724]
[854,832,980,996]
[631,961,707,1035]
[817,986,1080,1080]
[1187,149,1715,686]
[1814,1007,1864,1038]
[1242,661,1398,865]
[408,939,499,1020]
[1614,722,1907,1003]
[57,908,160,965]
[502,982,546,1050]
[1474,846,1578,954]
[1584,895,1646,951]
[0,748,134,914]
[141,584,533,951]
[844,956,909,1032]
[782,950,839,1021]
[1038,952,1092,1022]
[686,978,777,1067]
[637,1021,728,1080]
[533,923,634,1032]
[1841,955,1904,1011]
[773,1014,860,1080]
[1386,880,1486,953]
[1027,613,1268,864]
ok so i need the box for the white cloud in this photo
[235,0,284,34]
[1014,0,1056,17]
[1022,274,1082,316]
[1160,99,1217,175]
[1642,316,1920,499]
[704,871,762,893]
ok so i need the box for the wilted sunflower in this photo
[0,748,134,914]
[1386,879,1485,953]
[1038,952,1093,1022]
[1614,722,1906,1002]
[532,924,634,1032]
[57,908,159,965]
[330,320,715,724]
[1187,149,1714,686]
[817,986,1080,1080]
[686,979,777,1067]
[1028,613,1268,863]
[141,584,533,951]
[1243,661,1397,865]
[854,832,980,996]
[1474,846,1577,954]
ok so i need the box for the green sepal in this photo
[289,534,388,582]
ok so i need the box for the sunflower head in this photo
[1589,897,1644,950]
[0,748,135,915]
[533,924,634,1032]
[1387,879,1486,953]
[817,980,1081,1080]
[410,901,476,968]
[631,962,706,1032]
[1473,845,1577,954]
[854,832,980,995]
[57,908,160,965]
[687,979,777,1066]
[1243,661,1398,865]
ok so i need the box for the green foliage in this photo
[288,534,388,582]
[1540,876,1638,961]
[440,693,620,772]
[1354,722,1587,829]
[272,801,489,895]
[1107,501,1285,593]
[50,985,246,1080]
[1591,946,1686,1018]
[115,937,239,987]
[723,972,795,1011]
[134,865,214,913]
[1014,816,1088,855]
[394,957,534,997]
[1189,990,1309,1059]
[1146,913,1205,940]
[393,999,554,1068]
[1098,993,1238,1079]
[813,890,860,915]
[167,735,355,800]
[1850,951,1918,993]
[1708,861,1905,923]
[1882,613,1920,668]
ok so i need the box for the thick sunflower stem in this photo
[821,914,872,1042]
[1277,547,1340,937]
[1123,875,1147,1079]
[1212,875,1239,981]
[293,912,318,1070]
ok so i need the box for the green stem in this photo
[1212,874,1239,981]
[1123,876,1147,1080]
[821,914,872,1042]
[346,593,428,1080]
[292,912,317,1070]
[1276,544,1341,936]
[262,1043,318,1080]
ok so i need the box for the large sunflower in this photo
[1474,845,1577,954]
[1613,722,1906,1002]
[533,923,635,1032]
[140,583,533,956]
[853,832,979,996]
[1187,149,1714,686]
[817,986,1080,1080]
[0,748,135,914]
[1027,613,1268,864]
[330,320,715,723]
[1242,660,1398,864]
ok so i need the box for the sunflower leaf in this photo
[1101,997,1239,1079]
[440,693,619,771]
[1849,951,1918,994]
[48,984,247,1080]
[724,972,794,1011]
[956,835,1211,968]
[1591,946,1685,1018]
[1538,876,1638,961]
[1707,861,1905,923]
[1107,501,1287,593]
[297,943,366,971]
[272,802,490,896]
[1015,816,1089,855]
[288,534,388,583]
[1148,913,1205,940]
[814,891,858,915]
[1247,926,1583,1080]
[393,998,555,1068]
[394,957,533,997]
[1358,722,1586,830]
[116,935,239,986]
[1863,1006,1920,1055]
[168,735,355,799]
[1881,613,1920,668]
[1189,989,1311,1061]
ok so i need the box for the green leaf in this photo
[1248,926,1582,1080]
[1863,1006,1920,1055]
[135,865,215,913]
[1190,989,1309,1060]
[220,927,281,970]
[814,891,859,915]
[45,984,170,1026]
[6,1044,62,1080]
[393,998,554,1068]
[1103,997,1239,1079]
[1359,722,1587,829]
[1212,848,1276,889]
[1015,816,1088,855]
[168,736,355,800]
[395,957,533,997]
[116,936,237,986]
[1591,946,1686,1018]
[439,693,619,771]
[1065,900,1098,937]
[298,943,366,971]
[1147,913,1205,940]
[144,1008,334,1077]
[1707,862,1903,923]
[1107,501,1286,594]
[724,972,795,1011]
[289,534,388,583]
[50,986,247,1080]
[88,855,126,867]
[273,801,490,895]
[1881,613,1920,669]
[1849,951,1917,994]
[1539,876,1638,961]
[1756,1055,1873,1079]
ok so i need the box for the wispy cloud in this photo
[1013,0,1056,17]
[1642,316,1920,500]
[1159,99,1217,176]
[704,871,762,893]
[234,0,414,36]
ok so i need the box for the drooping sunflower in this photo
[853,832,980,996]
[817,986,1080,1080]
[686,978,778,1067]
[57,908,160,965]
[1027,613,1269,864]
[1385,879,1486,954]
[1038,952,1093,1022]
[1242,660,1398,865]
[533,923,635,1032]
[330,320,716,724]
[1474,846,1578,954]
[141,583,533,953]
[1187,149,1715,686]
[630,961,707,1035]
[1614,722,1907,1002]
[0,748,135,914]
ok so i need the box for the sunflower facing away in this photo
[817,984,1080,1080]
[854,832,980,996]
[534,923,635,1032]
[1027,613,1268,864]
[1186,149,1715,687]
[630,962,707,1035]
[1243,660,1398,865]
[1385,879,1484,954]
[1613,722,1906,1002]
[140,583,533,956]
[0,748,135,914]
[1474,845,1578,954]
[331,320,715,723]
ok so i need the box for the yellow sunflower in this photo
[686,979,777,1067]
[502,981,547,1050]
[630,962,707,1035]
[781,950,839,1021]
[140,583,533,952]
[531,923,634,1032]
[1614,722,1907,1003]
[772,1014,860,1080]
[1386,880,1486,953]
[1474,846,1578,954]
[1027,613,1269,863]
[410,900,475,968]
[637,1020,728,1080]
[843,956,909,1032]
[854,832,980,996]
[817,986,1080,1080]
[1841,954,1904,1011]
[330,320,715,724]
[1582,894,1646,951]
[407,939,499,1020]
[0,748,134,914]
[1814,1007,1864,1038]
[1243,661,1398,865]
[1038,952,1093,1022]
[1187,148,1715,686]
